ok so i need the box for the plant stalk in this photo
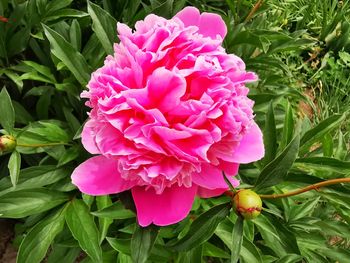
[224,178,350,199]
[17,142,69,147]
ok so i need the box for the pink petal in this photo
[71,156,135,195]
[198,12,227,39]
[232,121,265,163]
[146,68,186,112]
[191,163,239,190]
[132,184,197,226]
[175,6,227,39]
[175,6,201,28]
[81,119,100,154]
[197,187,227,198]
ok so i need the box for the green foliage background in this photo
[0,0,350,262]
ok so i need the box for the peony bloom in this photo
[72,6,264,226]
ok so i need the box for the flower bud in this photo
[233,189,262,220]
[0,135,17,153]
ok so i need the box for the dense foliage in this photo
[0,0,349,262]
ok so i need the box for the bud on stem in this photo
[233,189,262,220]
[0,135,17,154]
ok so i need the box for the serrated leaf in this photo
[17,206,66,263]
[88,1,118,55]
[170,202,230,251]
[0,188,68,218]
[42,24,91,86]
[65,199,103,262]
[8,150,21,187]
[131,225,158,263]
[254,135,300,191]
[0,88,15,133]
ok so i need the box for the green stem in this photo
[244,0,263,23]
[17,142,70,147]
[224,178,350,199]
[259,178,350,199]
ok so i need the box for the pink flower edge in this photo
[72,6,265,226]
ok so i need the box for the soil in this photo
[0,219,17,263]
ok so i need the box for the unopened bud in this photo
[0,135,17,153]
[233,189,262,220]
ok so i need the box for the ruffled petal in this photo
[232,121,265,164]
[81,119,100,154]
[132,184,197,226]
[175,6,227,39]
[71,156,135,195]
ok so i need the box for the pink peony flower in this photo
[72,6,264,226]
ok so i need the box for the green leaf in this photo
[0,188,68,218]
[17,206,66,263]
[44,9,88,22]
[0,166,70,195]
[88,1,118,55]
[57,146,80,167]
[294,157,350,174]
[22,60,56,83]
[0,88,15,133]
[12,101,34,125]
[16,120,70,147]
[107,238,173,262]
[263,102,277,165]
[241,238,263,263]
[280,101,294,150]
[253,214,299,257]
[8,150,21,187]
[46,0,73,13]
[65,199,103,263]
[254,135,300,191]
[91,201,135,219]
[47,246,80,263]
[42,24,91,86]
[274,254,304,263]
[202,242,230,259]
[170,202,231,251]
[130,225,159,263]
[69,19,82,51]
[288,198,320,222]
[299,114,346,155]
[96,195,113,243]
[176,245,203,263]
[231,216,244,263]
[322,133,333,157]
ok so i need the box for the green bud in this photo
[0,135,17,154]
[233,189,262,220]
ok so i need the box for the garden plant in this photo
[0,0,350,262]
